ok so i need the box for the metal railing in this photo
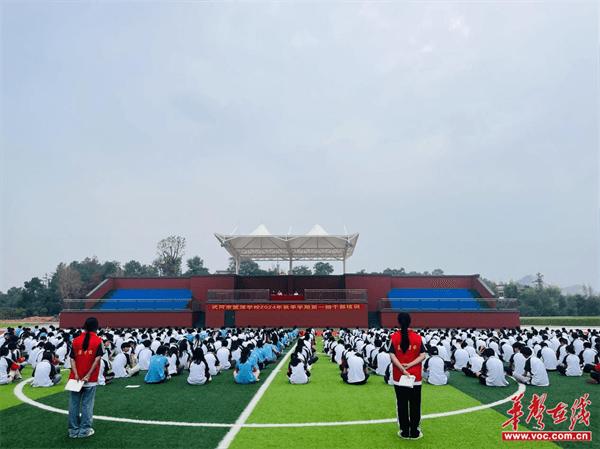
[62,298,199,312]
[206,289,367,303]
[378,298,518,312]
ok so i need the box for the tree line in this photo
[0,235,598,319]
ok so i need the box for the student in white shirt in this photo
[32,351,61,387]
[581,342,599,373]
[0,347,17,385]
[187,348,211,385]
[138,341,153,371]
[205,348,221,376]
[514,347,549,386]
[507,343,526,377]
[167,347,182,376]
[539,343,558,371]
[216,340,232,370]
[287,352,310,384]
[424,347,449,385]
[557,345,582,377]
[341,352,369,385]
[374,348,392,376]
[477,349,509,387]
[452,342,469,371]
[112,343,140,378]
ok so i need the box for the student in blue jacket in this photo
[144,345,170,384]
[234,347,259,384]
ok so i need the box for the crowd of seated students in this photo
[320,327,599,388]
[0,326,299,388]
[0,325,598,390]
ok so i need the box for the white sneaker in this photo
[80,429,95,438]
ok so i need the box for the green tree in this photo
[431,268,444,276]
[313,262,334,275]
[383,267,406,276]
[185,256,210,276]
[154,235,186,276]
[292,265,312,275]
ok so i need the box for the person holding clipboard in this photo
[388,312,427,440]
[66,317,103,438]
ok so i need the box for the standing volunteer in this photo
[388,312,427,440]
[68,317,103,438]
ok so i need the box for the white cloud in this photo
[449,15,471,38]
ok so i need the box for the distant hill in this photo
[514,275,590,296]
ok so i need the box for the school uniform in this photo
[424,355,448,385]
[540,347,558,371]
[558,354,582,376]
[138,348,153,371]
[216,347,231,370]
[288,361,310,384]
[112,353,130,378]
[144,355,169,383]
[234,360,257,384]
[0,357,13,384]
[481,356,509,387]
[205,353,220,376]
[343,354,368,385]
[187,361,210,385]
[528,357,549,386]
[374,351,391,376]
[453,348,469,370]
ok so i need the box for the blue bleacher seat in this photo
[98,289,192,311]
[387,288,481,311]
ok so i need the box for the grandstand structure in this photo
[59,274,519,329]
[59,226,519,329]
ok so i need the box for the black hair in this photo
[82,317,99,351]
[156,345,168,356]
[521,347,533,357]
[397,313,411,353]
[191,348,206,365]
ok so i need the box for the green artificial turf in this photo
[0,367,68,411]
[520,317,600,326]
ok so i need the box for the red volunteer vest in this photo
[390,329,424,382]
[69,331,102,382]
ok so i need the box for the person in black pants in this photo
[388,313,427,440]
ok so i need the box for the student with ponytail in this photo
[67,317,103,439]
[388,312,427,440]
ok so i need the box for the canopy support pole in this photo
[235,257,240,275]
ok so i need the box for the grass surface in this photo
[520,317,600,326]
[0,338,596,449]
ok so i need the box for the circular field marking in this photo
[14,378,525,428]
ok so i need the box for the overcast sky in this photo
[1,1,598,291]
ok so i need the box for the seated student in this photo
[260,340,279,365]
[557,345,582,376]
[97,357,114,386]
[187,348,211,385]
[138,340,154,371]
[178,339,191,369]
[0,347,17,385]
[32,351,61,387]
[383,362,395,386]
[462,350,485,378]
[514,347,549,386]
[341,351,369,385]
[205,346,221,376]
[216,340,232,370]
[581,342,599,373]
[144,345,170,384]
[234,347,259,384]
[373,347,391,376]
[539,342,559,371]
[112,343,140,378]
[476,348,509,387]
[505,343,526,377]
[424,347,449,386]
[230,341,242,365]
[287,352,310,384]
[452,342,470,371]
[167,347,183,376]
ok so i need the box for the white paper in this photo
[64,379,84,392]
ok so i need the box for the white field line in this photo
[216,349,294,449]
[14,373,525,430]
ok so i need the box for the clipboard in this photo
[65,379,84,392]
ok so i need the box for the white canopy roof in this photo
[215,225,359,269]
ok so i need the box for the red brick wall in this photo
[205,308,367,328]
[379,311,520,328]
[59,311,195,328]
[344,275,391,312]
